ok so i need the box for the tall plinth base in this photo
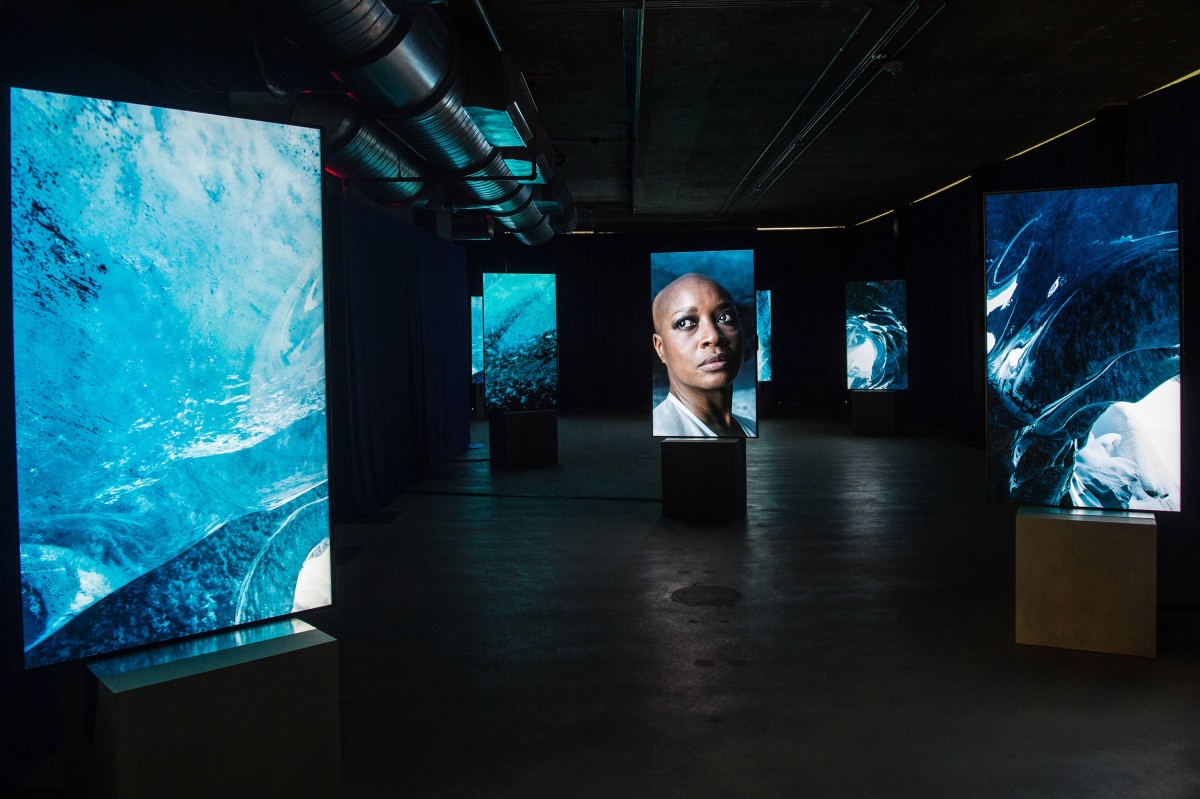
[851,389,902,435]
[661,437,747,520]
[489,409,558,468]
[62,619,341,798]
[1015,507,1156,657]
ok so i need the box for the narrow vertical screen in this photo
[984,183,1181,511]
[846,280,908,390]
[756,290,772,383]
[482,273,558,410]
[470,295,484,384]
[11,88,331,668]
[651,250,757,437]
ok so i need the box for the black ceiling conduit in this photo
[245,0,554,244]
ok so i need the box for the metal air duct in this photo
[245,0,554,244]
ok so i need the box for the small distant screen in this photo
[756,290,772,382]
[482,273,558,410]
[846,280,908,390]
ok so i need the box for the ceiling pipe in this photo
[245,0,555,244]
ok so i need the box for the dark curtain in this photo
[326,194,468,521]
[409,225,470,467]
[901,181,985,442]
[325,194,416,520]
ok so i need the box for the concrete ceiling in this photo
[6,1,1200,235]
[483,0,1200,231]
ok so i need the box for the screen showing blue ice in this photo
[984,183,1180,511]
[756,290,772,383]
[471,295,484,384]
[651,250,757,437]
[10,88,331,668]
[846,280,908,390]
[483,273,558,410]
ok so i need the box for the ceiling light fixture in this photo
[855,209,894,226]
[756,225,847,231]
[1003,119,1094,162]
[1140,67,1200,98]
[910,175,970,205]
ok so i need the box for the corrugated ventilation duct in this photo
[245,0,555,244]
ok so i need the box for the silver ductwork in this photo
[246,0,556,244]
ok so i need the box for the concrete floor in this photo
[18,413,1198,797]
[303,414,1200,798]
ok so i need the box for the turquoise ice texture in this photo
[11,88,331,667]
[471,295,484,383]
[845,280,908,390]
[984,183,1180,511]
[650,249,757,427]
[756,290,772,382]
[483,273,558,410]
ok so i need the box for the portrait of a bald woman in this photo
[652,273,756,437]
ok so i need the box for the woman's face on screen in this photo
[652,274,743,391]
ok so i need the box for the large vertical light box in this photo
[10,87,332,668]
[846,279,908,390]
[651,250,757,437]
[984,183,1181,511]
[482,273,558,410]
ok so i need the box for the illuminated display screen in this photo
[471,295,483,384]
[756,290,772,382]
[651,249,757,437]
[10,88,331,667]
[482,273,558,410]
[846,280,908,390]
[984,183,1180,511]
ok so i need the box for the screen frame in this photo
[4,81,336,669]
[980,179,1184,512]
[650,248,759,438]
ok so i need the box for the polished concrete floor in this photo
[309,414,1200,798]
[19,413,1200,797]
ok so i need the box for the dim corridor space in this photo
[305,414,1200,798]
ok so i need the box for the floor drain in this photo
[671,585,741,607]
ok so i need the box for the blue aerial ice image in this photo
[756,290,773,382]
[984,183,1180,511]
[846,280,908,390]
[483,273,558,410]
[651,250,757,437]
[10,88,331,668]
[471,295,484,384]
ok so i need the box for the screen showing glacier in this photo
[651,250,757,437]
[846,280,908,390]
[471,295,484,385]
[10,88,332,668]
[984,183,1180,511]
[757,290,772,383]
[483,273,558,410]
